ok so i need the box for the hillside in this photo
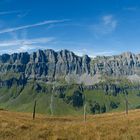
[0,50,140,115]
[0,109,140,140]
[0,79,140,115]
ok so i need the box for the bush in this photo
[90,102,106,114]
[72,90,83,107]
[101,104,106,113]
[110,101,119,109]
[64,90,84,108]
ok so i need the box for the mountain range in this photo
[0,49,140,86]
[0,49,140,115]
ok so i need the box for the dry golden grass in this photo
[0,110,140,140]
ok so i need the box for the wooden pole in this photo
[50,94,54,116]
[33,100,36,120]
[84,103,87,122]
[125,98,128,115]
[83,87,87,123]
[124,90,128,115]
[50,85,55,116]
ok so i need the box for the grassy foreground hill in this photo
[0,109,140,140]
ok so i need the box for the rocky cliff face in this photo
[93,52,140,76]
[0,49,91,83]
[0,50,140,85]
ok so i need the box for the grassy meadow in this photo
[0,109,140,140]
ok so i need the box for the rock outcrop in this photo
[93,52,140,76]
[0,50,140,85]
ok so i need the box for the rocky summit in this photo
[0,49,140,85]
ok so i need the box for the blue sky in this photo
[0,0,140,57]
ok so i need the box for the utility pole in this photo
[33,100,37,120]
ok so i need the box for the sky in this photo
[0,0,140,57]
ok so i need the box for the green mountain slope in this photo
[0,80,140,116]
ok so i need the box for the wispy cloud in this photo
[0,37,55,54]
[90,15,117,37]
[15,44,45,53]
[0,46,35,54]
[93,51,117,57]
[0,19,69,34]
[74,48,117,58]
[123,7,137,11]
[0,0,12,4]
[0,10,21,15]
[103,15,117,27]
[0,37,54,47]
[17,10,30,18]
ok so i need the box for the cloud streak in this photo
[0,19,68,34]
[17,10,30,18]
[73,49,117,58]
[123,7,137,11]
[93,51,117,57]
[0,37,54,47]
[0,10,21,15]
[0,37,55,54]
